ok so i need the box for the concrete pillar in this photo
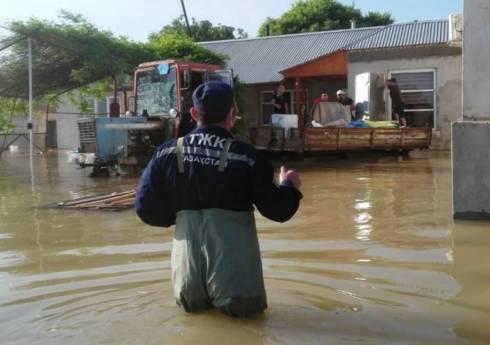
[461,0,490,121]
[452,0,490,219]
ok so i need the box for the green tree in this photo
[357,11,395,28]
[148,32,226,65]
[258,0,393,36]
[0,11,153,99]
[0,98,21,136]
[0,11,226,101]
[230,76,249,138]
[151,16,248,42]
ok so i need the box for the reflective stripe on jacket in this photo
[135,125,302,227]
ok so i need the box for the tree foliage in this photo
[0,11,152,99]
[0,11,227,101]
[148,32,226,65]
[0,98,21,135]
[65,79,113,115]
[258,0,393,36]
[151,16,248,42]
[230,76,248,136]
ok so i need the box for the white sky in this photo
[0,0,462,42]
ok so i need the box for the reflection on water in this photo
[1,150,489,345]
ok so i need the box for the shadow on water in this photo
[0,150,489,345]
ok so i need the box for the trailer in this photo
[250,126,431,155]
[305,127,431,152]
[250,99,432,155]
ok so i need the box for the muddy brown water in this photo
[0,150,489,345]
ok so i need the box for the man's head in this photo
[320,93,328,102]
[336,89,346,100]
[277,84,286,95]
[191,81,235,126]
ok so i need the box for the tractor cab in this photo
[134,60,232,136]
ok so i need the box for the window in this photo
[94,98,107,116]
[136,67,177,116]
[389,70,436,128]
[260,90,295,125]
[91,96,123,117]
[85,99,95,114]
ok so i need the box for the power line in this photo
[0,24,11,32]
[0,24,28,36]
[0,23,29,52]
[179,0,193,38]
[0,37,24,52]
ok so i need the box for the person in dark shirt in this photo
[135,81,302,317]
[336,90,354,106]
[385,78,407,127]
[336,90,355,120]
[271,84,289,114]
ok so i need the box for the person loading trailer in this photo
[135,81,303,317]
[336,90,355,120]
[336,89,354,107]
[271,84,290,114]
[385,78,407,127]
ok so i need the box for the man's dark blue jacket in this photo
[135,125,302,226]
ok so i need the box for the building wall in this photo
[463,0,490,121]
[56,101,82,150]
[452,0,490,219]
[348,48,462,149]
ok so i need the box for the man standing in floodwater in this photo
[135,81,302,317]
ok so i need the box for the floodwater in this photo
[1,150,489,345]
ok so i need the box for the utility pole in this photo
[28,37,33,133]
[28,37,35,193]
[179,0,193,38]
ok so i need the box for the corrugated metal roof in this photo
[200,20,449,84]
[347,20,448,50]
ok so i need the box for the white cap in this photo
[336,89,346,95]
